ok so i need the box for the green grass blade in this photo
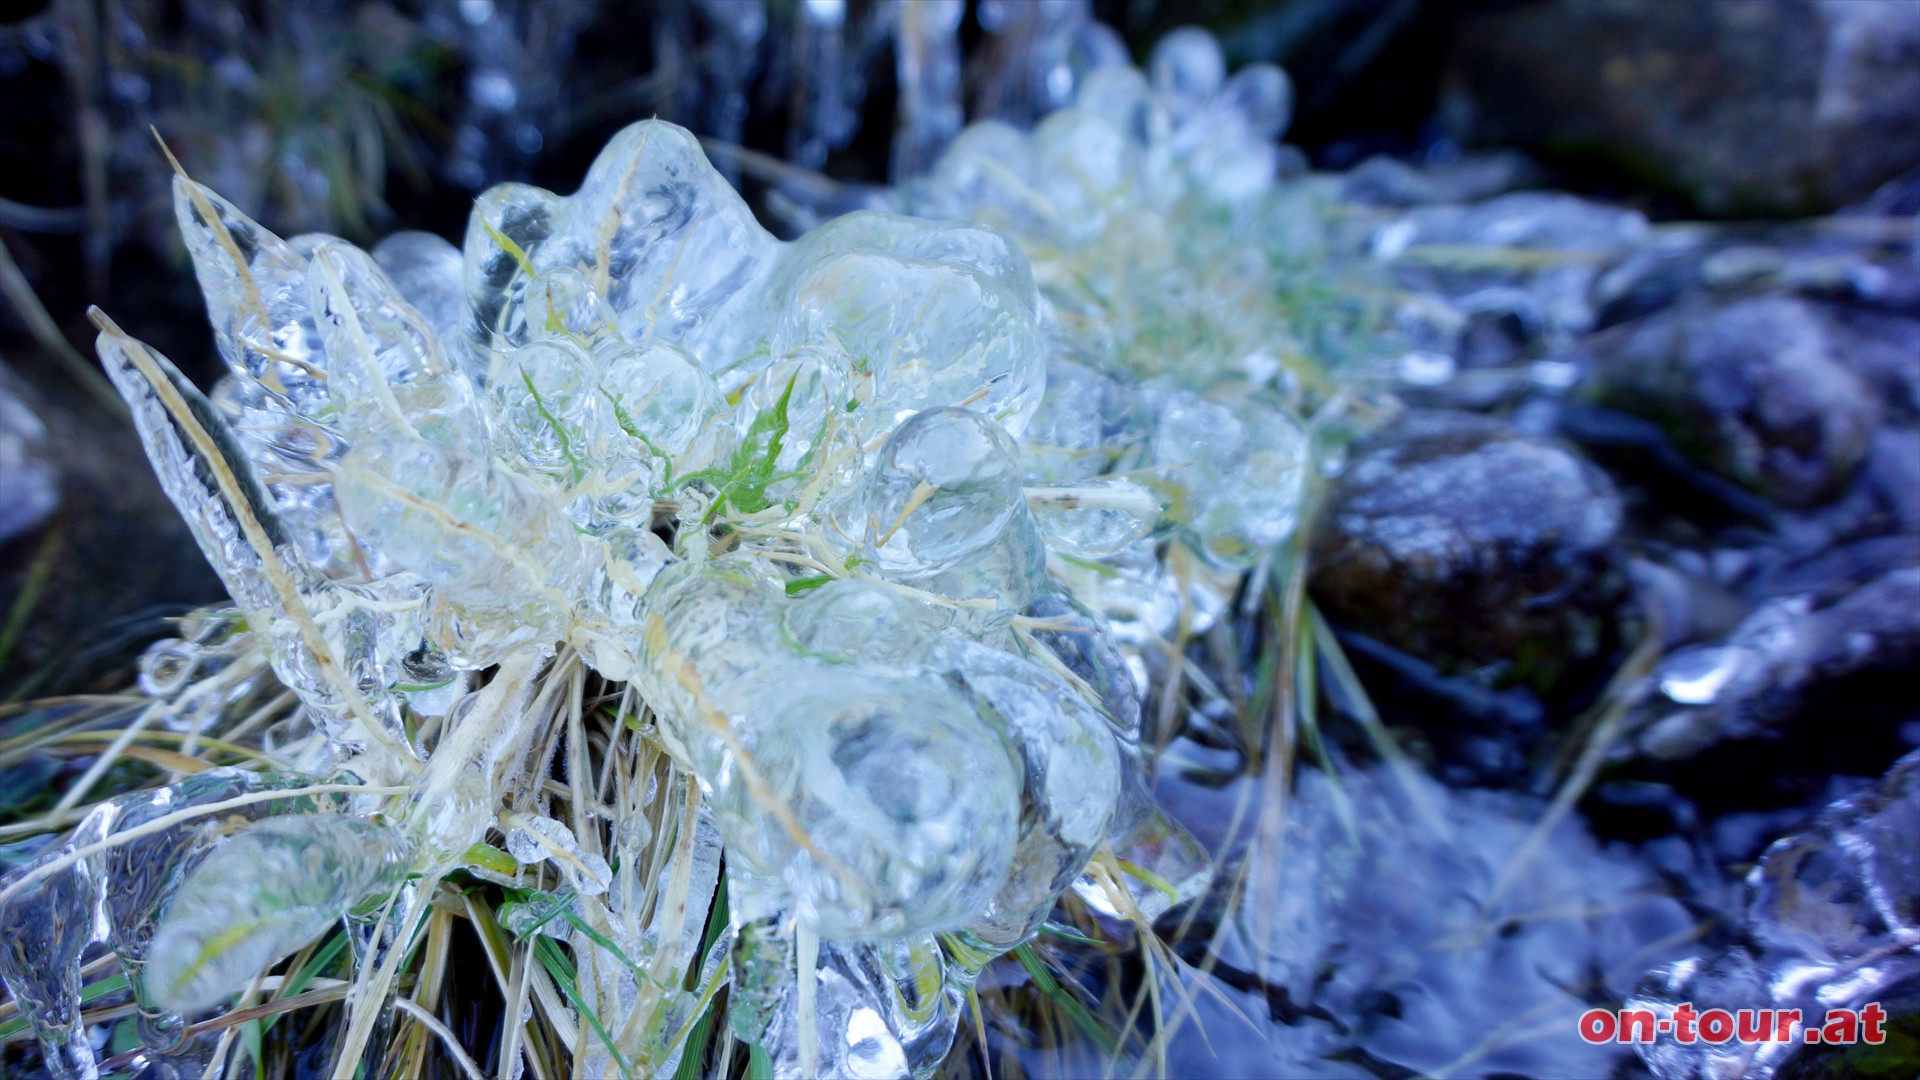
[260,930,349,1035]
[534,935,633,1080]
[669,874,731,1080]
[1012,943,1116,1056]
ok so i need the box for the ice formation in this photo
[891,33,1338,569]
[0,771,380,1078]
[1628,748,1920,1079]
[0,23,1352,1080]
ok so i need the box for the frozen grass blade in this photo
[88,309,417,771]
[1488,593,1665,906]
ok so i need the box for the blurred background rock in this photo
[1447,0,1920,217]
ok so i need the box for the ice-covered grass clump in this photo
[0,76,1332,1071]
[894,29,1365,569]
[0,15,1390,1075]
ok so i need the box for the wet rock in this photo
[1374,192,1649,351]
[1593,219,1920,330]
[1340,150,1541,207]
[0,362,57,545]
[1822,305,1920,425]
[1867,429,1920,533]
[1627,566,1920,809]
[1855,161,1920,216]
[1309,409,1630,694]
[0,354,219,697]
[1382,190,1649,256]
[1451,0,1920,216]
[1748,535,1920,604]
[1453,304,1537,369]
[1579,295,1881,508]
[1557,403,1790,530]
[1590,224,1719,330]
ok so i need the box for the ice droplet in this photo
[708,667,1019,940]
[856,407,1028,577]
[504,815,614,896]
[940,640,1121,945]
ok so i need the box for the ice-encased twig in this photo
[308,240,491,455]
[169,170,330,412]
